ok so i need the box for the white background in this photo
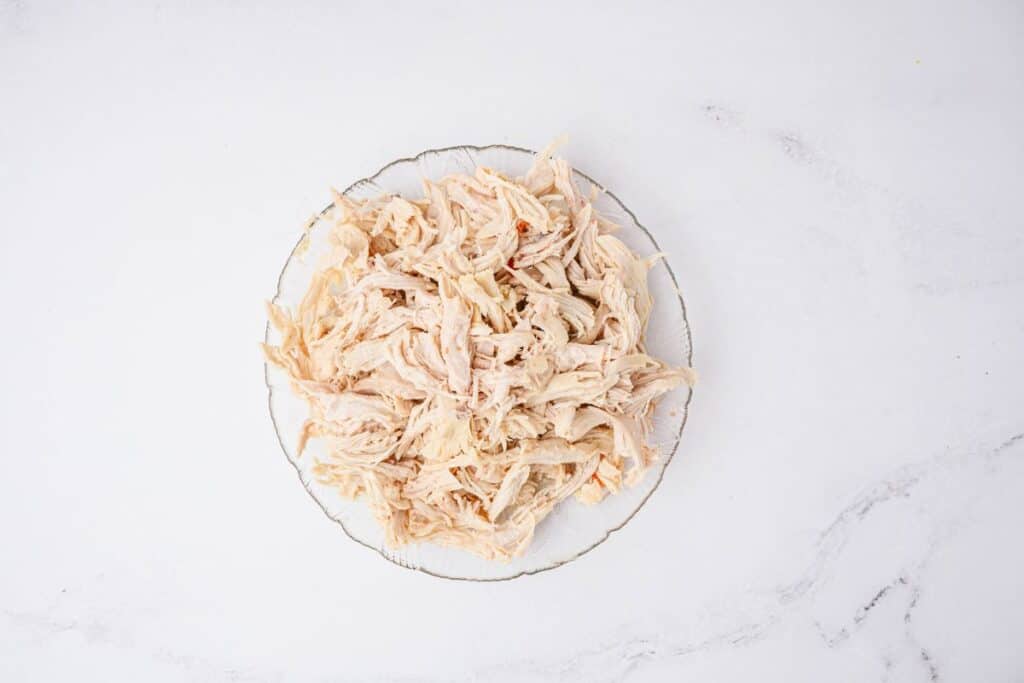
[3,1,1023,681]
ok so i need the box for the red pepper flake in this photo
[507,257,516,269]
[515,219,529,234]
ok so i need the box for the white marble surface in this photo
[3,1,1023,681]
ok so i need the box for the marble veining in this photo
[3,2,1022,681]
[476,431,1023,682]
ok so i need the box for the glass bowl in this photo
[264,145,693,580]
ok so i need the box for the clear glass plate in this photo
[264,145,693,580]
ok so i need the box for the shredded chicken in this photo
[264,140,696,561]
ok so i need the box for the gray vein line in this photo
[920,648,940,682]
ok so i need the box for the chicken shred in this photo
[264,142,696,561]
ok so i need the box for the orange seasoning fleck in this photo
[516,219,529,234]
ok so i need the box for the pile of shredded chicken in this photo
[264,142,696,560]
